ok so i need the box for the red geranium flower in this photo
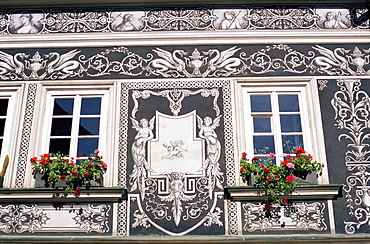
[240,167,245,172]
[286,175,295,183]
[60,175,66,181]
[264,177,272,182]
[265,203,271,211]
[75,188,81,195]
[241,152,247,158]
[70,163,75,167]
[286,155,292,159]
[94,149,100,154]
[84,173,91,178]
[88,163,93,168]
[263,168,271,174]
[282,160,289,166]
[282,199,289,204]
[71,171,78,177]
[295,147,305,154]
[252,157,259,161]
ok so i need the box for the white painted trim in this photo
[1,30,370,48]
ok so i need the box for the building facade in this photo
[0,1,369,242]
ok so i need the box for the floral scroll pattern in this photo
[1,45,370,81]
[331,79,370,234]
[242,202,327,232]
[0,204,49,233]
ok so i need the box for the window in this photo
[45,91,108,158]
[0,98,9,155]
[243,86,310,165]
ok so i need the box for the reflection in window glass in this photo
[282,135,304,154]
[53,98,74,115]
[280,114,302,132]
[79,118,100,135]
[251,95,271,113]
[77,138,99,155]
[253,136,275,154]
[49,138,70,155]
[81,97,101,115]
[278,94,299,112]
[0,99,8,116]
[253,117,271,133]
[50,118,72,136]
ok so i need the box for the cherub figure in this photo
[161,140,188,160]
[129,117,155,199]
[197,115,224,198]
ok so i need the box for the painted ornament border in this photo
[0,5,368,35]
[117,79,237,235]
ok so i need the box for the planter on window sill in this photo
[225,184,342,201]
[0,187,126,203]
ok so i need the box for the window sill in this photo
[225,184,342,201]
[0,187,126,203]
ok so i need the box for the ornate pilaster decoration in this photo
[331,79,370,234]
[15,83,37,188]
[0,204,49,233]
[73,204,111,233]
[242,202,327,232]
[226,200,239,235]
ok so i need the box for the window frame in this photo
[234,78,329,185]
[0,86,24,188]
[244,89,309,164]
[27,83,117,188]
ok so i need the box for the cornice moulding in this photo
[1,30,370,49]
[226,184,342,201]
[0,187,126,203]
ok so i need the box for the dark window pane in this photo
[282,135,304,154]
[278,95,299,112]
[0,99,9,116]
[81,97,101,115]
[53,98,74,115]
[0,119,5,136]
[79,118,100,135]
[251,95,271,113]
[51,118,72,136]
[280,114,302,132]
[77,138,99,155]
[253,117,271,133]
[49,139,70,155]
[0,139,3,152]
[253,136,275,154]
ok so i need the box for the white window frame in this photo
[27,83,118,188]
[0,86,24,188]
[234,78,329,185]
[243,89,309,163]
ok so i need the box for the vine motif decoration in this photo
[242,202,327,232]
[72,204,111,233]
[331,79,370,234]
[1,45,370,81]
[0,204,50,233]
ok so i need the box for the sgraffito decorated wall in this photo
[0,3,370,239]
